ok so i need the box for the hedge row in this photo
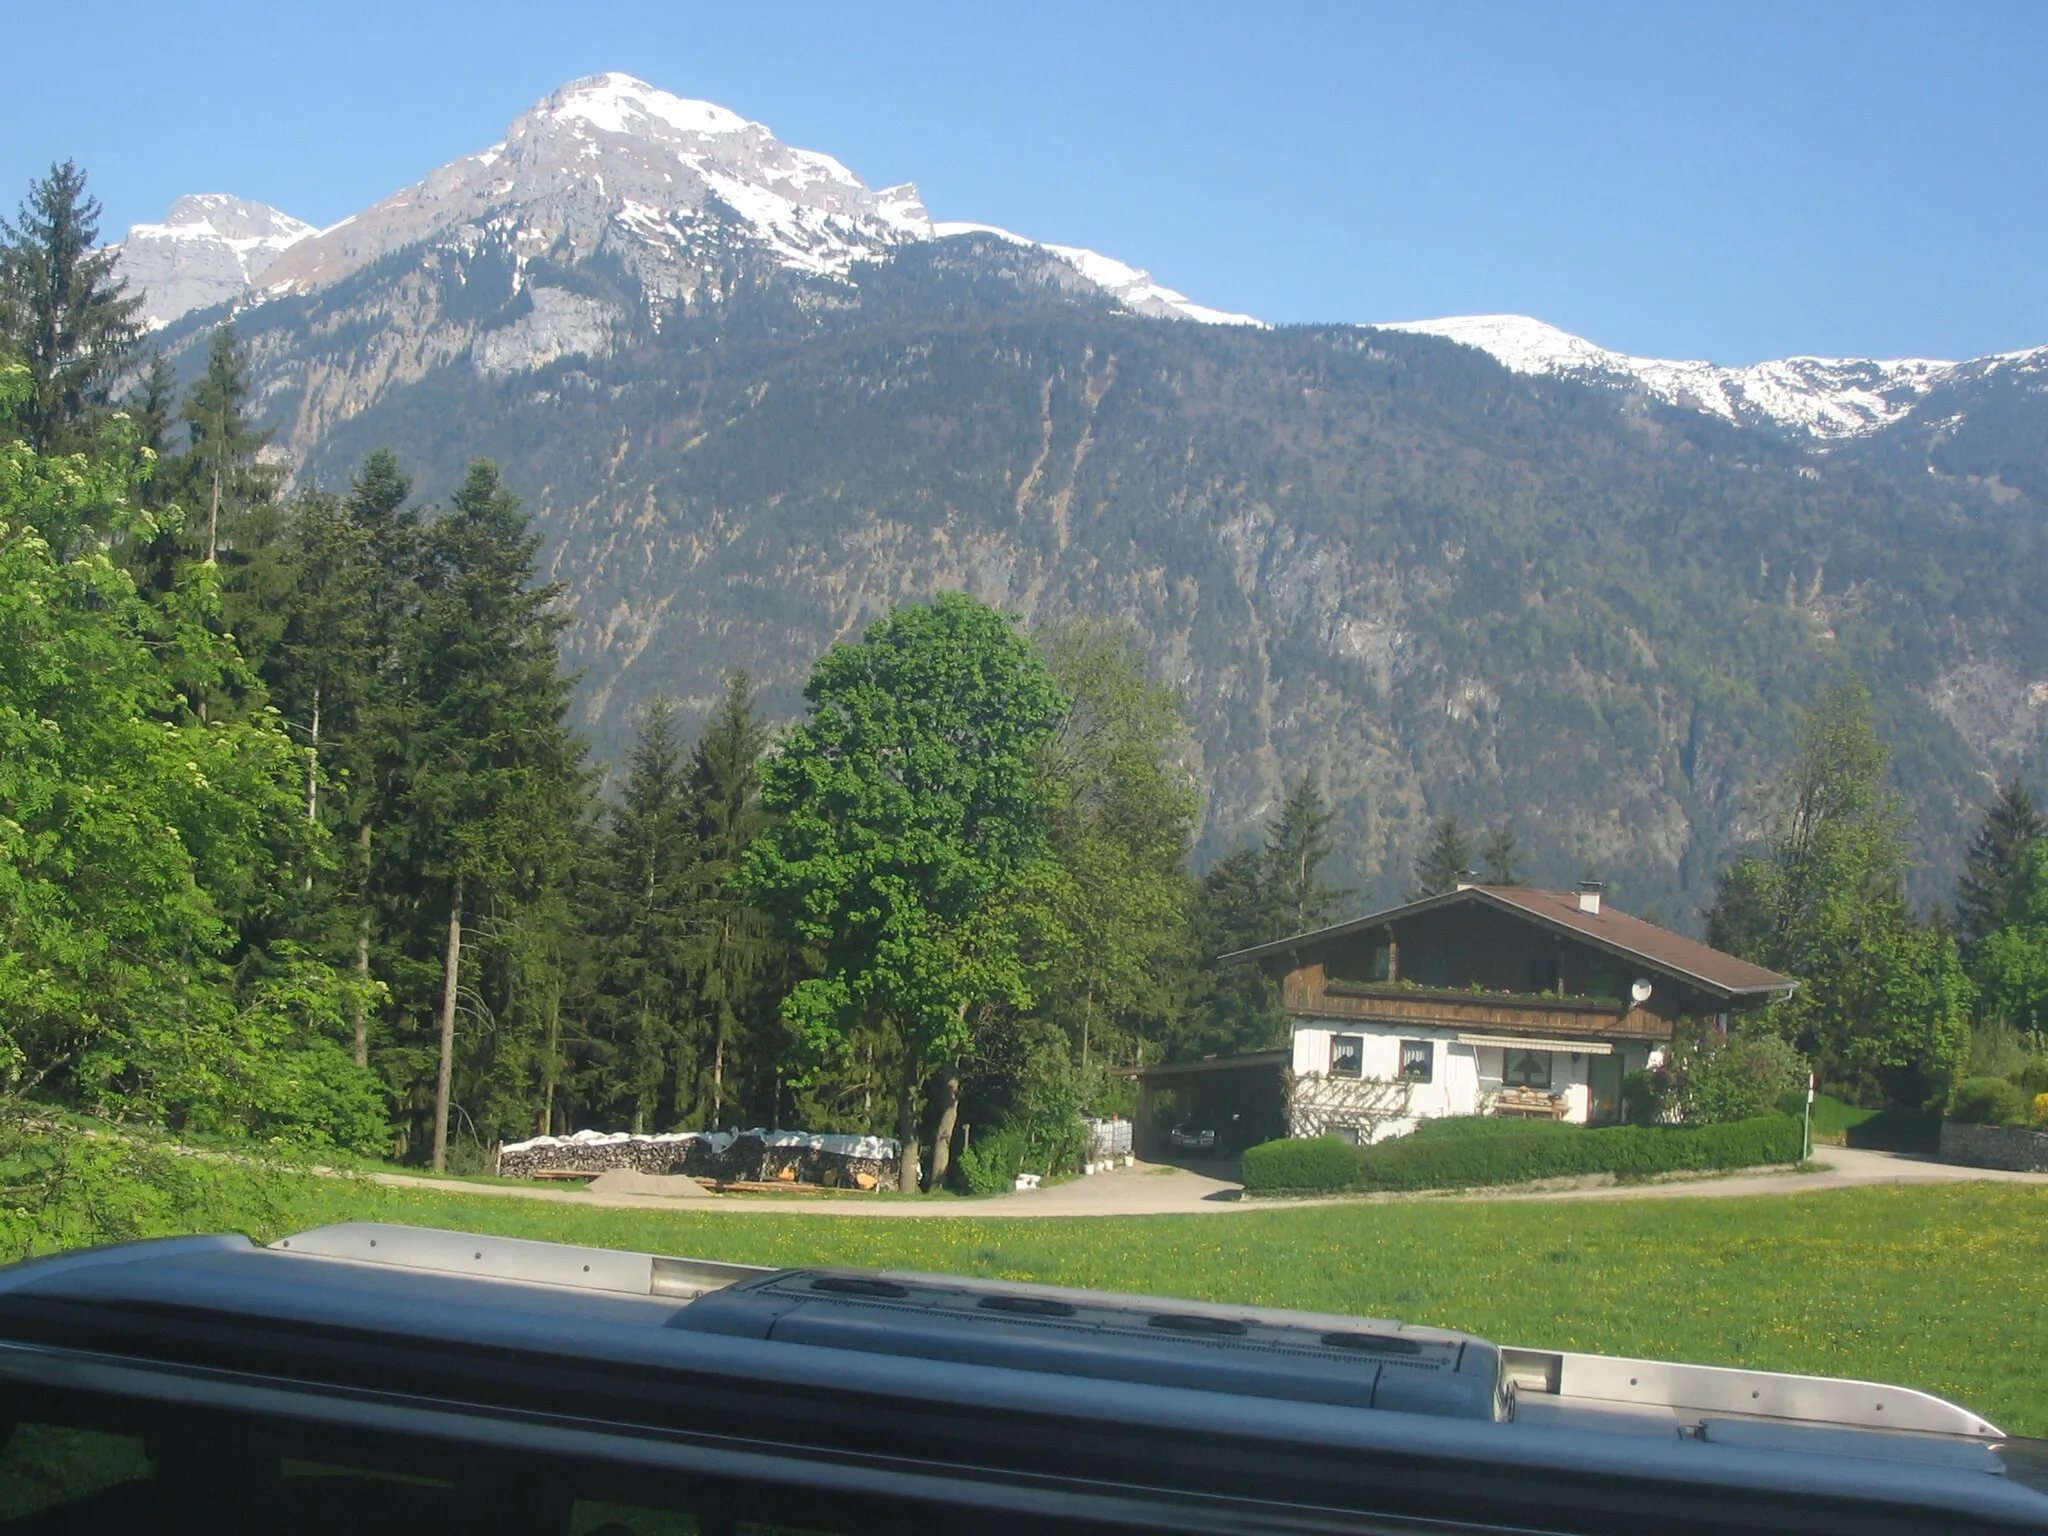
[1240,1115,1805,1196]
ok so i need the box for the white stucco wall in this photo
[1292,1024,1661,1132]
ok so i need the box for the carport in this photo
[1123,1050,1289,1159]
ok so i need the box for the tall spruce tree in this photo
[1172,848,1289,1059]
[686,674,775,1128]
[1957,778,2046,954]
[129,353,180,509]
[0,162,141,456]
[1480,818,1523,886]
[179,322,277,569]
[396,460,582,1169]
[1263,774,1347,933]
[1411,814,1474,899]
[585,699,699,1132]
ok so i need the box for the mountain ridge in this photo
[111,71,2048,919]
[111,73,2041,450]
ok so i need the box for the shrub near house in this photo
[1239,1115,1805,1196]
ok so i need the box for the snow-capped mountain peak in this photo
[119,73,1261,334]
[539,71,753,140]
[114,194,316,327]
[1378,314,1959,441]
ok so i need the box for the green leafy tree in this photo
[0,362,381,1146]
[1956,778,2045,954]
[1973,844,2048,1038]
[394,460,583,1168]
[1034,624,1199,1074]
[1707,677,1973,1105]
[1411,814,1474,899]
[741,594,1064,1192]
[0,161,141,457]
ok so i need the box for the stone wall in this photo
[1938,1119,2048,1173]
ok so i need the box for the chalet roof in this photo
[1221,885,1796,1001]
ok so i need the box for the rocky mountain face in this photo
[114,194,315,327]
[124,75,2048,922]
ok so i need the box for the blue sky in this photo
[6,0,2042,363]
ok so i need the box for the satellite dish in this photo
[1630,978,1654,1005]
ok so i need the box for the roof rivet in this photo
[475,1252,483,1260]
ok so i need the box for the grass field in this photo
[186,1172,2048,1437]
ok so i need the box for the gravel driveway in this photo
[372,1145,2048,1217]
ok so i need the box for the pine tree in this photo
[179,322,277,568]
[1956,779,2046,952]
[0,161,142,454]
[396,460,583,1169]
[129,353,180,508]
[1411,814,1474,899]
[583,699,699,1132]
[686,673,775,1128]
[1262,774,1347,933]
[1172,848,1289,1058]
[1480,818,1523,886]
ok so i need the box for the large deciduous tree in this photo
[1707,676,1973,1105]
[0,362,383,1148]
[742,594,1064,1192]
[1034,624,1198,1074]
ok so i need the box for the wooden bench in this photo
[1493,1088,1569,1120]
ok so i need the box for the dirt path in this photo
[369,1146,2048,1218]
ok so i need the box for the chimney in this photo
[1576,880,1604,917]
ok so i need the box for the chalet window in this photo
[1330,1035,1364,1078]
[1527,951,1561,994]
[1412,945,1453,988]
[1369,942,1392,982]
[1399,1040,1433,1082]
[1504,1050,1553,1090]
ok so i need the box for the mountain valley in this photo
[112,73,2048,921]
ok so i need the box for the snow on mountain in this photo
[933,222,1261,326]
[1378,314,1958,441]
[126,74,1256,338]
[114,194,316,327]
[253,72,934,305]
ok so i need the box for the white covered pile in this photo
[498,1127,901,1189]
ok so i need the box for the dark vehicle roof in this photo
[0,1224,2039,1533]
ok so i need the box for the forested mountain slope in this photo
[128,80,2048,924]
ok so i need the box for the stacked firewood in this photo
[498,1129,900,1190]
